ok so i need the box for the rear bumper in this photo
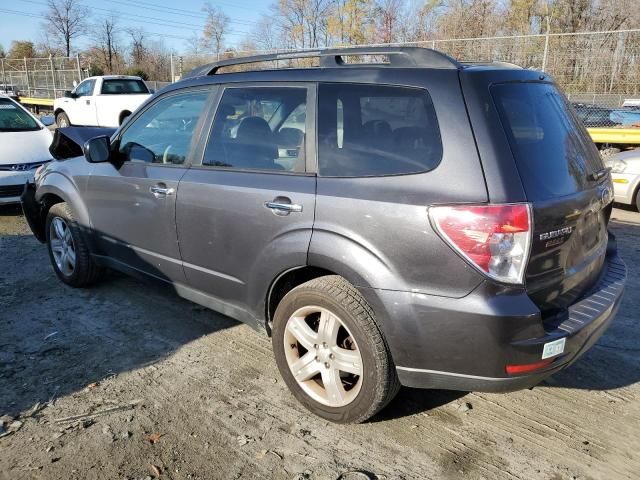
[364,240,626,393]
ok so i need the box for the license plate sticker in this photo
[542,338,566,359]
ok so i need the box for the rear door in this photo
[490,81,613,311]
[176,83,316,325]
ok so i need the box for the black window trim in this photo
[191,81,317,176]
[111,85,217,169]
[315,81,444,178]
[100,78,150,95]
[75,78,96,97]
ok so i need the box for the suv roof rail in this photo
[183,46,461,79]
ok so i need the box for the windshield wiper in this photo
[588,167,610,182]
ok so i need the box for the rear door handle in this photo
[150,184,175,197]
[264,201,303,213]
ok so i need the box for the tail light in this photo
[429,204,532,285]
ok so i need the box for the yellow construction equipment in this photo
[587,127,640,145]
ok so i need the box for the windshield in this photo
[492,82,603,201]
[101,79,149,95]
[0,98,39,132]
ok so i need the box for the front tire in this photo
[272,275,399,423]
[46,203,103,287]
[56,111,70,128]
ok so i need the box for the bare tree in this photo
[185,32,204,56]
[375,0,403,43]
[0,44,5,58]
[127,28,148,67]
[202,3,230,60]
[44,0,89,57]
[252,16,282,51]
[93,15,121,73]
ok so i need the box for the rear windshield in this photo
[318,83,442,177]
[492,82,603,201]
[0,98,39,132]
[101,79,149,95]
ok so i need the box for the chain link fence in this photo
[173,29,640,129]
[0,55,90,99]
[3,30,640,130]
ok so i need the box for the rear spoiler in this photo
[50,127,117,160]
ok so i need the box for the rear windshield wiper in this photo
[588,167,610,182]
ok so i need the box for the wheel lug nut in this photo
[322,342,327,348]
[324,362,330,369]
[329,353,335,359]
[314,344,318,349]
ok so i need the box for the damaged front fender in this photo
[20,182,46,242]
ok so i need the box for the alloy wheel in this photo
[49,217,76,276]
[283,306,363,407]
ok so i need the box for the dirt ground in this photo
[0,204,639,480]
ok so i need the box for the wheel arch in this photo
[265,266,335,334]
[35,175,92,239]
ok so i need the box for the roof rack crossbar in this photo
[183,47,461,79]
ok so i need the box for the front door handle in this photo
[150,184,175,198]
[265,200,303,214]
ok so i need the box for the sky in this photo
[0,0,273,55]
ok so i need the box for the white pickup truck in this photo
[54,75,152,128]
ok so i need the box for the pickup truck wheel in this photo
[56,112,70,128]
[46,203,103,287]
[272,275,400,424]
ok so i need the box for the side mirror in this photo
[83,136,111,163]
[40,115,55,127]
[63,90,74,98]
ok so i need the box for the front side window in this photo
[203,87,307,173]
[101,79,149,95]
[318,83,442,177]
[118,91,209,165]
[0,98,39,132]
[75,80,95,97]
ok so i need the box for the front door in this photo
[70,79,97,126]
[176,84,316,325]
[85,88,212,283]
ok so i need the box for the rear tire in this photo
[55,111,70,128]
[272,275,399,423]
[46,203,103,287]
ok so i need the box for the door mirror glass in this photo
[40,115,55,127]
[63,90,74,98]
[83,136,111,163]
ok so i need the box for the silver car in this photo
[605,149,640,210]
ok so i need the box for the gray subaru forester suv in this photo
[22,47,626,423]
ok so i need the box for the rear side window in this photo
[101,79,149,94]
[492,83,604,201]
[318,83,442,177]
[203,87,307,173]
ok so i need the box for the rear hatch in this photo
[491,81,612,312]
